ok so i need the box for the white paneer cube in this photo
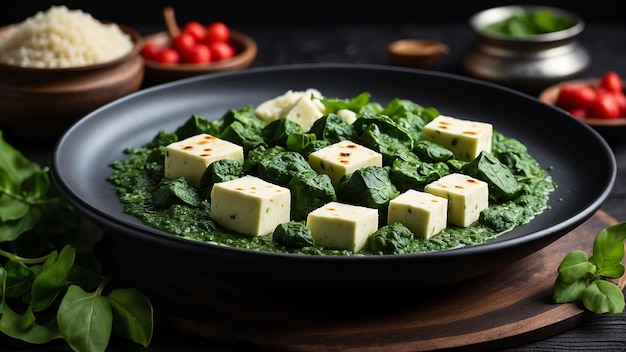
[308,140,383,186]
[387,189,448,239]
[254,88,324,124]
[337,109,357,124]
[421,115,493,161]
[164,134,244,187]
[210,176,291,237]
[306,201,378,252]
[283,95,326,132]
[424,173,489,227]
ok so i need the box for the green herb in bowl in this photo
[483,8,576,37]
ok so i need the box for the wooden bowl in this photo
[142,30,257,85]
[0,23,144,146]
[539,78,626,136]
[388,39,449,69]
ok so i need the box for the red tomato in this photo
[569,108,587,119]
[611,91,626,117]
[599,71,623,93]
[204,21,230,44]
[181,21,207,41]
[589,92,621,119]
[184,44,212,64]
[556,84,596,111]
[141,42,162,61]
[156,48,180,64]
[171,32,197,58]
[208,41,235,61]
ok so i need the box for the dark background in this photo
[2,1,622,27]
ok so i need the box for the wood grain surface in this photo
[156,210,620,352]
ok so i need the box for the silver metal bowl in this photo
[463,5,589,94]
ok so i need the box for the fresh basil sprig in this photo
[0,131,153,352]
[553,222,626,314]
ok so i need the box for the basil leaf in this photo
[108,288,154,347]
[557,250,595,284]
[583,280,626,314]
[31,246,76,312]
[591,223,626,278]
[58,285,113,352]
[0,209,40,243]
[552,275,586,303]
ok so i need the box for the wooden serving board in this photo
[159,210,622,351]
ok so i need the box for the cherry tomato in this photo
[556,84,595,111]
[141,42,162,61]
[171,32,197,58]
[204,21,230,44]
[611,91,626,116]
[589,92,621,119]
[184,44,212,64]
[156,48,180,64]
[569,108,587,119]
[599,71,623,93]
[181,21,207,41]
[208,41,235,61]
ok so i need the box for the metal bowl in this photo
[463,5,589,94]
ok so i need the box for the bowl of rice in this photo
[0,6,144,145]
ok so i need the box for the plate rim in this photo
[51,63,617,262]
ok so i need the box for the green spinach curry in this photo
[107,91,556,256]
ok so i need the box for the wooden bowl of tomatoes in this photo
[141,11,257,85]
[539,71,626,136]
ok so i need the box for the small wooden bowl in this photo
[142,30,257,85]
[0,23,144,145]
[388,39,449,69]
[539,78,626,136]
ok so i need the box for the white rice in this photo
[0,6,134,68]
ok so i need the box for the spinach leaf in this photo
[0,132,154,351]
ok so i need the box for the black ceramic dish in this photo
[52,64,615,318]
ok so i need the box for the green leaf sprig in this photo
[553,222,626,314]
[0,131,153,352]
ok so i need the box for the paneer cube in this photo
[424,173,488,227]
[164,133,244,187]
[337,109,357,124]
[210,175,291,237]
[254,88,324,125]
[421,115,493,161]
[308,140,383,186]
[283,95,326,132]
[306,201,379,252]
[387,189,448,238]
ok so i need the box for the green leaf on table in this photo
[557,250,596,284]
[552,275,586,303]
[58,285,113,352]
[590,222,626,279]
[4,260,37,298]
[20,169,50,200]
[0,271,61,344]
[0,167,30,222]
[0,209,40,243]
[108,288,154,347]
[583,280,626,314]
[0,301,62,344]
[30,245,75,312]
[0,131,41,182]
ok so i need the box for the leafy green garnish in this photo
[483,8,575,37]
[553,222,626,314]
[0,131,153,352]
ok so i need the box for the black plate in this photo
[52,64,615,309]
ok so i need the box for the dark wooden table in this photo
[7,20,626,352]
